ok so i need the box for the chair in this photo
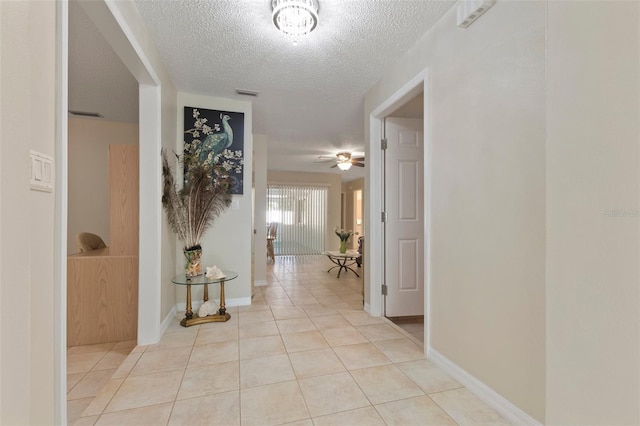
[76,232,107,253]
[267,222,278,262]
[356,236,364,267]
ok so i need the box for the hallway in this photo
[68,255,509,425]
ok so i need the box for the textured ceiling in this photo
[71,0,455,180]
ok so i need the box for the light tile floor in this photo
[67,340,137,424]
[389,317,425,343]
[70,255,510,425]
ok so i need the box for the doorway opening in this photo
[367,69,428,348]
[382,100,425,340]
[353,189,363,250]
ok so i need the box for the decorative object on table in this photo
[161,144,232,276]
[205,265,226,279]
[183,107,245,194]
[198,300,219,317]
[76,232,107,253]
[184,247,203,277]
[334,227,354,253]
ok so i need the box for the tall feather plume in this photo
[161,149,232,250]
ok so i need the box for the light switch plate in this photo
[30,150,54,192]
[231,199,240,210]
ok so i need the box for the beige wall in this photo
[268,170,343,251]
[67,116,138,254]
[365,1,546,421]
[366,0,640,423]
[0,0,56,423]
[174,92,253,307]
[546,2,640,424]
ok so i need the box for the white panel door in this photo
[385,118,424,317]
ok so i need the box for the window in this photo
[267,184,327,255]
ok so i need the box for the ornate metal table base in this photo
[180,312,230,327]
[172,271,237,327]
[324,251,361,278]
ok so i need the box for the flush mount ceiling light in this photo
[272,0,319,45]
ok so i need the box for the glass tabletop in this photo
[171,270,238,286]
[323,251,360,258]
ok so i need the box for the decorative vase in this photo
[184,248,203,277]
[339,240,347,254]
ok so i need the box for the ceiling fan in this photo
[315,152,365,170]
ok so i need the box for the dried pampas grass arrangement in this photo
[161,149,232,251]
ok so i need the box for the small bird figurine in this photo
[199,114,233,163]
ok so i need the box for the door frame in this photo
[366,69,430,348]
[55,2,164,422]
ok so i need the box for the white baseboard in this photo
[254,280,268,287]
[226,297,252,307]
[427,348,541,426]
[363,302,371,314]
[176,297,252,313]
[160,305,177,336]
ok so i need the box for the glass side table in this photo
[323,251,361,278]
[171,271,238,327]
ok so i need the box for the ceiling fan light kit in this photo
[316,151,365,171]
[272,0,319,45]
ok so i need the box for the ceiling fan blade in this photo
[330,164,338,168]
[351,157,365,161]
[313,159,336,163]
[352,162,365,167]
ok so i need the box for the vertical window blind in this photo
[266,184,327,256]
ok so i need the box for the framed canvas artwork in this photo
[183,106,245,194]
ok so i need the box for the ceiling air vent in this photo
[69,110,103,118]
[235,89,259,97]
[457,0,496,28]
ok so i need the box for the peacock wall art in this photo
[183,106,245,194]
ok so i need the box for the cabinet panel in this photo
[109,144,139,255]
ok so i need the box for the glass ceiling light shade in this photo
[272,0,319,44]
[337,161,352,171]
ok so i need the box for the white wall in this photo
[365,1,546,421]
[253,134,268,286]
[545,2,640,424]
[175,92,253,307]
[67,116,138,254]
[0,0,57,423]
[267,170,343,251]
